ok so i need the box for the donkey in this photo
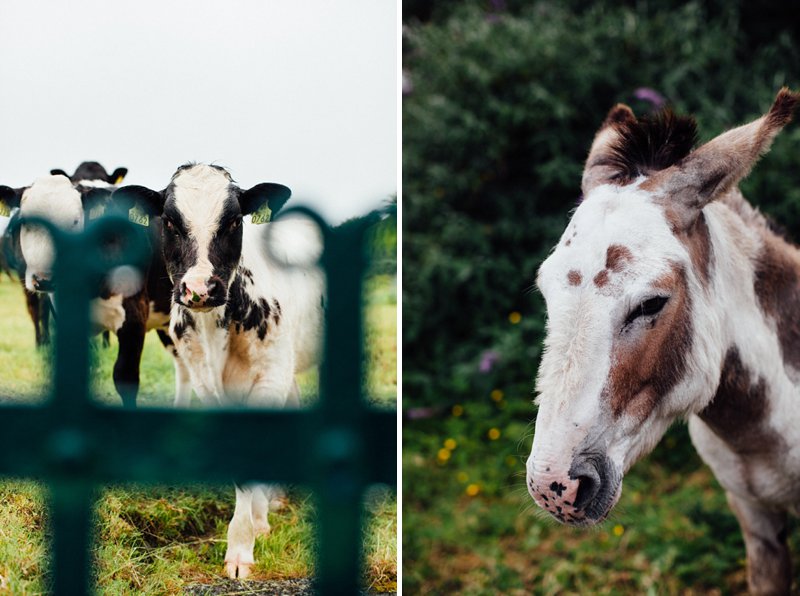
[527,88,800,595]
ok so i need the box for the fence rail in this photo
[0,209,396,594]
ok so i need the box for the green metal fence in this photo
[0,209,396,594]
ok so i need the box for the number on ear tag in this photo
[251,204,272,225]
[128,205,149,227]
[88,204,106,220]
[0,200,10,218]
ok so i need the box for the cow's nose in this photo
[182,279,209,306]
[181,275,225,307]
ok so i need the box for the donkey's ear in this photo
[581,103,637,195]
[662,88,800,224]
[112,185,165,216]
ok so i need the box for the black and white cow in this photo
[0,166,185,407]
[0,209,50,346]
[50,161,128,186]
[114,163,324,578]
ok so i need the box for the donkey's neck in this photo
[698,190,800,455]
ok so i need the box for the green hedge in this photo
[403,0,800,408]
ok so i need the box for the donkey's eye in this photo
[624,296,669,328]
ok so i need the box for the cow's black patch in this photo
[208,193,244,288]
[240,266,254,284]
[221,271,272,341]
[161,197,199,301]
[272,299,281,325]
[174,309,196,340]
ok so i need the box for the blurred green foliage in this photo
[403,1,800,593]
[403,0,800,407]
[337,197,397,277]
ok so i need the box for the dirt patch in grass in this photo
[184,577,396,595]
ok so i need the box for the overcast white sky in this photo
[0,1,397,224]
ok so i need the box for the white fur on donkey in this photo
[527,89,800,595]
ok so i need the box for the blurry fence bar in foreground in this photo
[0,208,396,594]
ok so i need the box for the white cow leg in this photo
[248,368,295,409]
[727,491,791,595]
[251,484,271,537]
[173,356,192,408]
[225,485,256,579]
[287,378,301,407]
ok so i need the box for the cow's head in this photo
[0,175,112,292]
[51,161,128,185]
[113,163,291,310]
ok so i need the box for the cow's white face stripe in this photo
[172,165,230,282]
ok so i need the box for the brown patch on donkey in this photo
[606,263,692,420]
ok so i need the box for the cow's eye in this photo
[623,296,669,329]
[164,218,176,233]
[73,218,79,226]
[228,218,241,231]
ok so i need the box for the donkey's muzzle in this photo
[527,452,620,526]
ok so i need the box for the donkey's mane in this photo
[602,110,699,184]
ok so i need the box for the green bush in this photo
[403,0,800,410]
[403,6,800,590]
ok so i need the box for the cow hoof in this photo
[270,496,288,511]
[254,518,271,537]
[225,559,253,580]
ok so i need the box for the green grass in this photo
[403,390,800,595]
[0,273,397,594]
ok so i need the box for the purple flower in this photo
[405,407,439,420]
[634,87,666,109]
[485,0,506,22]
[479,350,500,373]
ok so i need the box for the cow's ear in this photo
[239,183,292,217]
[78,186,113,214]
[110,167,128,185]
[0,185,26,209]
[50,168,69,178]
[112,185,165,216]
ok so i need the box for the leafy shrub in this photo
[403,0,800,411]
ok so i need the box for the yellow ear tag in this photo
[0,199,10,217]
[251,203,272,225]
[114,175,125,185]
[88,204,106,220]
[128,205,149,227]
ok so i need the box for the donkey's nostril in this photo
[573,474,600,510]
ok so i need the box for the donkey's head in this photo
[526,88,800,525]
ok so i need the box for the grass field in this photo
[0,273,397,594]
[403,392,800,594]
